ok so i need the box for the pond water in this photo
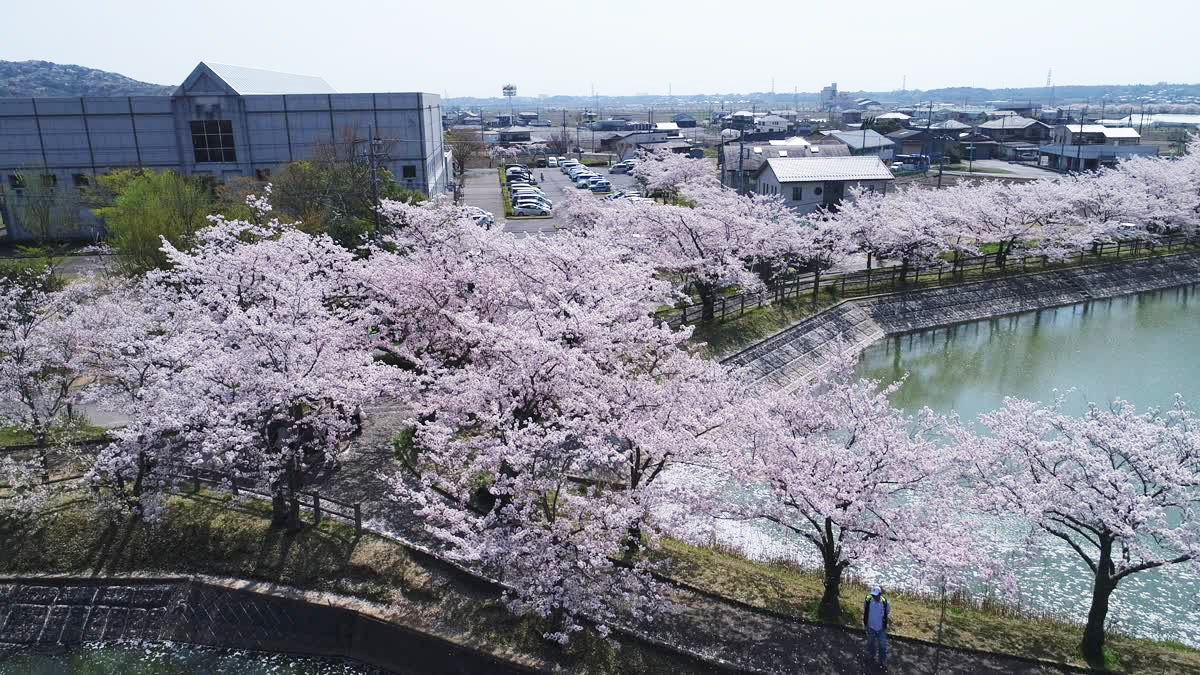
[854,284,1200,646]
[0,642,381,675]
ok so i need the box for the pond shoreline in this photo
[725,251,1200,391]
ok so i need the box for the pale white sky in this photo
[5,0,1197,97]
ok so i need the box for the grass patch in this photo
[653,538,1200,674]
[687,293,839,359]
[0,490,707,674]
[0,421,110,448]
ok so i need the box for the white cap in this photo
[871,585,882,596]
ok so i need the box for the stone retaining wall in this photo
[725,253,1200,392]
[0,577,538,675]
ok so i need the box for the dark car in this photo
[536,158,548,168]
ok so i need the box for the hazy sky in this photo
[5,0,1198,98]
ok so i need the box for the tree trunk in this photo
[622,522,643,562]
[818,557,845,623]
[271,465,302,532]
[698,285,716,322]
[1081,544,1116,663]
[899,259,910,286]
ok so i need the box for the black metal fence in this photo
[1,463,362,536]
[658,233,1200,327]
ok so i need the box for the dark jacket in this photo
[863,595,889,631]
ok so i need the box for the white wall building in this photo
[754,156,894,214]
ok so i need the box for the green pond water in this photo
[858,284,1200,420]
[854,284,1200,646]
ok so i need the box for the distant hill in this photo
[0,60,174,98]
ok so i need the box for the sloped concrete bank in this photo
[725,253,1200,392]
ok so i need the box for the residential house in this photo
[958,131,1000,160]
[752,156,894,214]
[928,120,972,132]
[720,142,849,189]
[819,129,895,161]
[1039,144,1159,172]
[497,128,532,143]
[654,122,683,137]
[977,117,1052,144]
[756,115,790,134]
[1052,124,1141,146]
[672,113,697,128]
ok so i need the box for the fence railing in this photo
[2,463,363,536]
[657,232,1200,327]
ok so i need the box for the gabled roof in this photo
[829,129,895,150]
[723,143,846,172]
[875,112,912,120]
[176,62,336,96]
[978,116,1046,130]
[928,120,971,130]
[764,156,895,183]
[887,129,925,140]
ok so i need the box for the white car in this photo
[464,206,495,227]
[514,204,551,216]
[547,157,559,167]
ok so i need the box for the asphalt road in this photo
[461,163,640,234]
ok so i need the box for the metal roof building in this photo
[762,156,895,182]
[180,62,337,95]
[754,156,894,214]
[0,61,446,241]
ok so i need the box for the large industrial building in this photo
[0,62,447,240]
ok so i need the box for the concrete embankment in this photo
[725,253,1200,392]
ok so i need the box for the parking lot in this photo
[463,160,641,234]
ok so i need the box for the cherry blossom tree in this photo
[837,185,948,284]
[630,149,718,200]
[83,205,397,527]
[704,351,976,623]
[965,395,1200,662]
[0,270,92,475]
[365,197,744,638]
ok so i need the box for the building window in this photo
[792,187,802,200]
[190,120,237,163]
[72,173,90,187]
[402,166,417,179]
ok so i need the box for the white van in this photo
[547,157,559,167]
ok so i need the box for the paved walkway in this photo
[313,402,1073,675]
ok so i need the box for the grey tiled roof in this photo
[829,129,895,150]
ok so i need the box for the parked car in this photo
[506,174,535,185]
[464,206,495,227]
[590,180,612,193]
[514,204,551,216]
[547,157,559,167]
[515,198,553,210]
[610,162,632,174]
[535,158,547,168]
[560,160,580,173]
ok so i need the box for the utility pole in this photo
[368,124,381,238]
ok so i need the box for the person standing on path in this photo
[864,585,890,669]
